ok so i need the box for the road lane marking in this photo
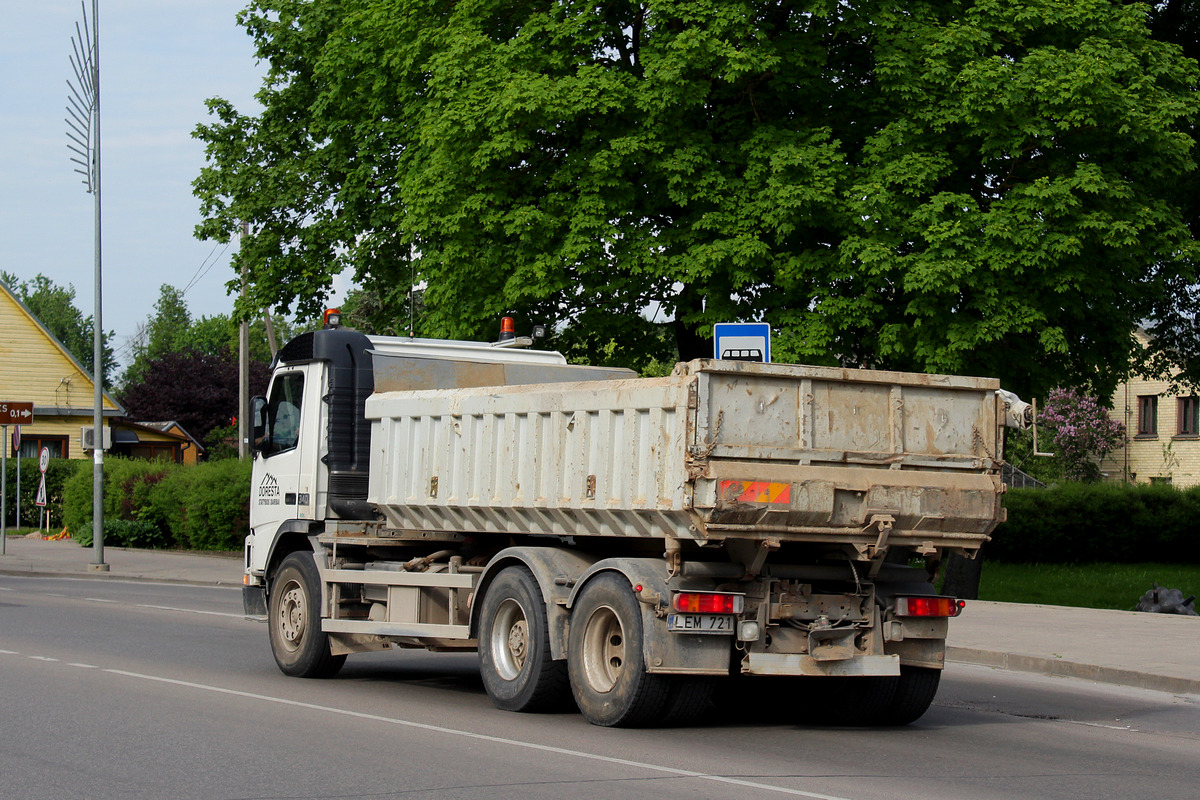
[30,656,60,662]
[69,663,99,669]
[135,604,244,619]
[86,597,118,603]
[102,667,856,800]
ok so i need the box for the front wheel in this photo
[478,566,571,712]
[268,551,346,678]
[568,572,671,727]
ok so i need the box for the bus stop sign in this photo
[713,323,770,363]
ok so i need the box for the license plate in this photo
[667,613,735,634]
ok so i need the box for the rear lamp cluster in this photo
[893,596,965,618]
[671,591,744,615]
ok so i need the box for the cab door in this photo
[251,365,323,536]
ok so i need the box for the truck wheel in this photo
[660,677,716,726]
[568,572,670,727]
[269,551,346,678]
[478,566,570,712]
[880,666,941,725]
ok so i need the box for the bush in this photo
[63,457,251,551]
[171,458,252,551]
[991,482,1200,564]
[65,458,177,547]
[4,457,87,530]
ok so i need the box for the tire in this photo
[880,666,941,726]
[660,677,716,726]
[478,566,571,712]
[568,572,671,727]
[268,551,346,678]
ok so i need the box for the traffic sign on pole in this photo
[0,402,34,425]
[36,446,49,508]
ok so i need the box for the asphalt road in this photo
[2,575,1197,800]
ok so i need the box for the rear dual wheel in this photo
[478,566,571,712]
[569,572,705,727]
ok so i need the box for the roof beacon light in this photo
[894,596,965,618]
[499,316,516,341]
[323,308,343,329]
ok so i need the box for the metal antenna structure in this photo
[66,0,108,571]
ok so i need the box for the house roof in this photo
[0,279,123,416]
[123,420,206,452]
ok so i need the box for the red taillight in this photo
[894,596,965,618]
[671,592,744,614]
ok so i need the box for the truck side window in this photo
[265,372,304,456]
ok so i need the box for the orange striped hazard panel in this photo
[719,480,791,504]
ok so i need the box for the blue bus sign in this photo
[713,322,770,363]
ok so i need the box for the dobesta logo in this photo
[258,474,281,505]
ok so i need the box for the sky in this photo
[0,1,336,374]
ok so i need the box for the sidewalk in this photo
[2,534,1198,696]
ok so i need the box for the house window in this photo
[1178,396,1199,436]
[1137,395,1158,436]
[17,435,68,460]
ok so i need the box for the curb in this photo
[0,565,240,589]
[947,646,1200,697]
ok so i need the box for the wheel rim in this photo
[490,598,530,681]
[277,579,305,653]
[580,604,624,694]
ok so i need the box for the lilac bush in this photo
[1039,388,1127,481]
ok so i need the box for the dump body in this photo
[365,358,1004,554]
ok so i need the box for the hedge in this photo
[990,482,1200,564]
[3,457,87,529]
[63,457,252,551]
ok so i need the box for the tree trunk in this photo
[672,284,709,361]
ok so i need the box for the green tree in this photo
[122,284,300,391]
[195,0,1200,395]
[0,271,115,385]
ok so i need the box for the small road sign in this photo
[0,401,34,425]
[713,322,771,363]
[36,446,49,507]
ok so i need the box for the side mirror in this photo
[252,396,268,453]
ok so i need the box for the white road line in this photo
[0,649,18,655]
[135,604,244,620]
[68,663,99,669]
[102,667,855,800]
[29,656,60,662]
[86,598,118,603]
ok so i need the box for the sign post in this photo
[0,404,33,553]
[1,425,6,557]
[36,447,49,535]
[13,425,20,531]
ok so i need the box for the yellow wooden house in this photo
[0,280,123,460]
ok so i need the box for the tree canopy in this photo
[195,0,1200,396]
[1,271,115,385]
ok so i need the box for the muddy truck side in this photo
[242,321,1023,727]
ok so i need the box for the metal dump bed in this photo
[364,358,1005,555]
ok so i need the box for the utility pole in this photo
[67,0,108,571]
[239,221,250,459]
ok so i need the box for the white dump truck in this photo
[243,316,1023,727]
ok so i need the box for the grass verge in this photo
[979,562,1200,611]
